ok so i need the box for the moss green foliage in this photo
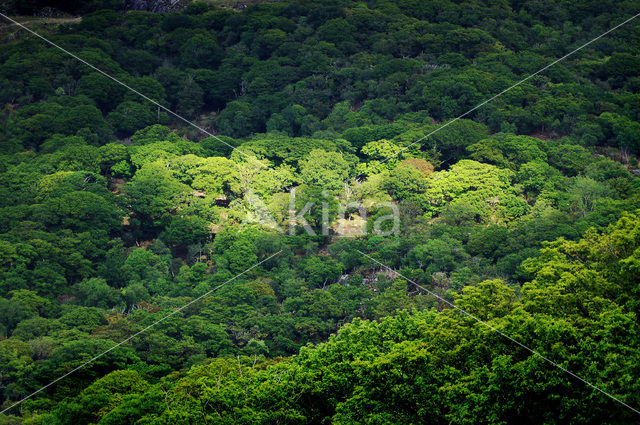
[1,0,640,423]
[31,215,640,423]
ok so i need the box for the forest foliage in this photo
[1,0,640,423]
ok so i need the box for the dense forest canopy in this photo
[1,0,640,423]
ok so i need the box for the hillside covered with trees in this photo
[1,0,640,423]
